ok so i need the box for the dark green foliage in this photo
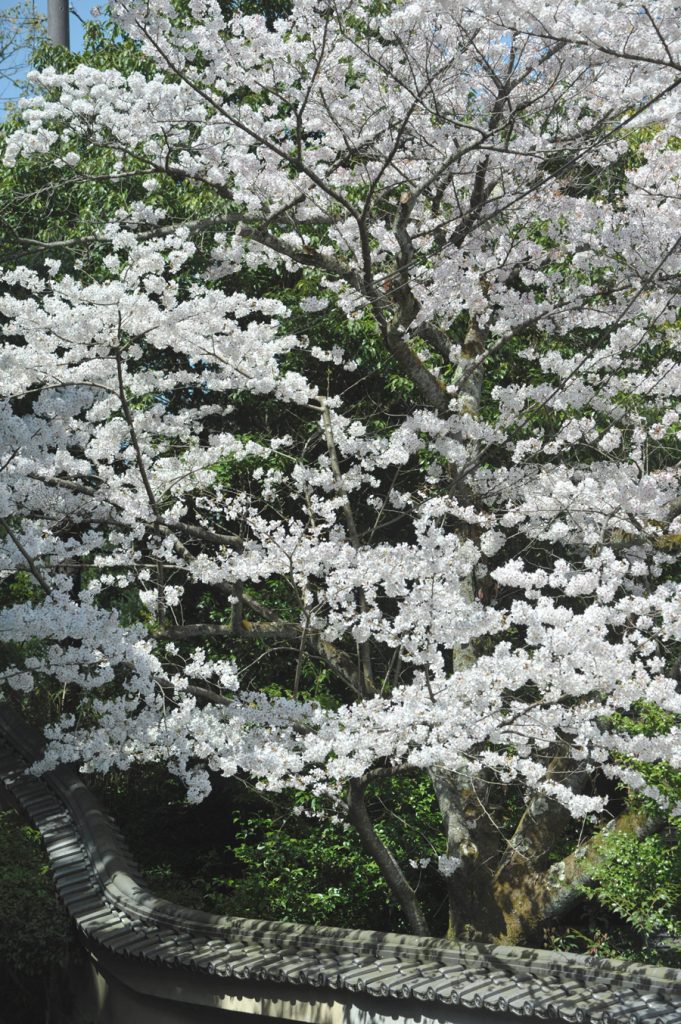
[546,824,681,968]
[0,809,70,972]
[546,915,677,966]
[92,768,448,935]
[209,806,404,929]
[88,763,239,906]
[200,776,448,933]
[0,809,72,1023]
[586,829,681,939]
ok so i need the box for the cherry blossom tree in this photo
[1,0,681,942]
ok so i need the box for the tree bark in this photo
[491,808,662,945]
[429,767,506,940]
[347,780,431,936]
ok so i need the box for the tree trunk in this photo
[347,780,431,936]
[429,768,507,940]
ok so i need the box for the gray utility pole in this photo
[47,0,70,48]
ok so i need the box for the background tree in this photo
[1,0,681,947]
[0,1,46,115]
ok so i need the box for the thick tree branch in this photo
[494,754,590,884]
[157,620,302,641]
[347,780,431,936]
[493,808,663,944]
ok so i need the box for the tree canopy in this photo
[1,0,681,944]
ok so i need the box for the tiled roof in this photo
[2,701,681,1023]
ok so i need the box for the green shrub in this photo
[587,828,681,938]
[0,809,71,1022]
[205,807,403,929]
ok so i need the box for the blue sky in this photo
[1,1,101,116]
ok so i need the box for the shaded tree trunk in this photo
[346,780,431,936]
